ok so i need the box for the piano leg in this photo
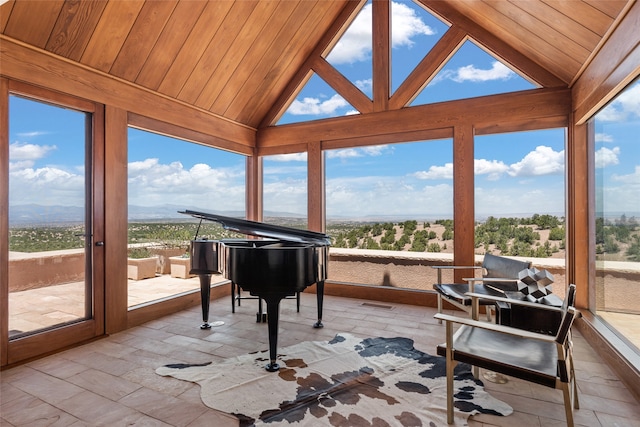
[313,280,324,328]
[199,274,224,329]
[264,295,282,372]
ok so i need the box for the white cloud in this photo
[326,174,453,217]
[16,131,50,138]
[9,141,57,160]
[508,145,564,177]
[327,4,372,64]
[476,185,564,216]
[326,145,390,159]
[391,1,435,48]
[595,133,614,143]
[413,163,453,180]
[595,146,620,168]
[597,82,640,122]
[10,165,84,205]
[267,153,308,162]
[445,61,515,83]
[263,178,308,215]
[288,94,349,115]
[127,158,245,210]
[413,146,565,182]
[475,158,510,180]
[600,166,640,212]
[355,78,372,93]
[611,165,640,184]
[326,2,434,64]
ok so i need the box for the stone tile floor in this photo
[2,292,640,426]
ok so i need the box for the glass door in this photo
[3,88,103,365]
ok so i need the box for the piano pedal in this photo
[256,312,268,323]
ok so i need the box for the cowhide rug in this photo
[156,333,512,426]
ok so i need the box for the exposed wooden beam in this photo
[453,124,474,282]
[246,155,262,222]
[0,36,255,148]
[390,25,467,109]
[128,113,253,156]
[258,88,571,147]
[372,0,390,111]
[566,115,590,310]
[572,0,640,123]
[104,105,128,334]
[311,56,373,114]
[322,128,453,151]
[307,141,325,233]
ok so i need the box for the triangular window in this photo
[391,0,450,93]
[325,0,373,98]
[411,40,537,106]
[277,73,359,125]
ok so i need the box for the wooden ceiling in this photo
[0,0,631,131]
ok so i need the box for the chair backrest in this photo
[556,284,578,345]
[554,284,578,383]
[481,254,532,290]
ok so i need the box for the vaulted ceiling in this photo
[0,0,632,131]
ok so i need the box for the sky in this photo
[7,0,640,224]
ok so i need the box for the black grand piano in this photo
[180,209,331,371]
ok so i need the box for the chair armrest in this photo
[434,313,557,342]
[465,292,563,312]
[432,266,483,284]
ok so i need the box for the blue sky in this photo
[7,0,639,223]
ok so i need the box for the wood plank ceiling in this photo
[0,0,631,130]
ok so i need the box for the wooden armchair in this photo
[435,284,579,426]
[432,253,531,322]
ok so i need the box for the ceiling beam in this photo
[390,25,467,109]
[372,0,390,111]
[0,35,255,148]
[311,56,373,114]
[257,87,570,147]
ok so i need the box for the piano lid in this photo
[179,210,331,246]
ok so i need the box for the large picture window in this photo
[127,128,246,308]
[474,129,567,298]
[325,139,453,289]
[591,79,640,352]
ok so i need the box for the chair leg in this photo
[437,294,443,324]
[560,382,575,427]
[570,354,580,409]
[444,321,455,424]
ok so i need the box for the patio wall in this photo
[8,248,640,315]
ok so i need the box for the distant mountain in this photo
[11,203,637,227]
[9,204,85,226]
[9,204,305,225]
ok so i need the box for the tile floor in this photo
[2,293,640,426]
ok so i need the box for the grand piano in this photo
[180,209,331,371]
